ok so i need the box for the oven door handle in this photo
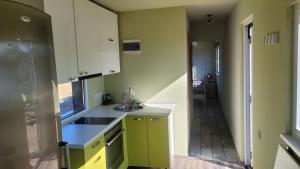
[106,129,124,146]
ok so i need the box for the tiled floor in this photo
[188,96,244,169]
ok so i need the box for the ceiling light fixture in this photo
[206,14,214,24]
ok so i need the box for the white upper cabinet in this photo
[99,7,119,44]
[74,0,102,77]
[99,7,120,75]
[100,43,120,75]
[45,0,120,79]
[44,0,79,84]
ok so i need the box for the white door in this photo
[99,7,120,75]
[44,0,78,84]
[74,0,102,77]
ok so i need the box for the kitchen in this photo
[0,0,187,169]
[3,0,300,169]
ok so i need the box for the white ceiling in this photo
[93,0,239,21]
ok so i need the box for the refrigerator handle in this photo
[59,142,71,169]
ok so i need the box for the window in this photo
[58,80,86,120]
[216,43,221,76]
[294,3,300,141]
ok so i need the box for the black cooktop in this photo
[71,117,116,125]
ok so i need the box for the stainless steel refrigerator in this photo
[0,1,62,169]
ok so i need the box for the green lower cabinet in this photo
[69,135,107,169]
[126,115,170,168]
[118,118,129,169]
[147,116,170,168]
[126,116,149,167]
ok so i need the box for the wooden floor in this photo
[171,156,243,169]
[128,156,244,169]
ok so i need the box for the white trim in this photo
[241,14,253,26]
[290,0,300,6]
[293,3,300,141]
[123,39,140,43]
[242,15,254,167]
[281,134,300,158]
[60,80,89,126]
[84,80,89,109]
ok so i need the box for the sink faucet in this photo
[129,87,132,102]
[122,87,140,106]
[128,87,139,105]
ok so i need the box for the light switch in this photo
[264,32,280,46]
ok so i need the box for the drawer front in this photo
[85,147,107,169]
[85,135,105,161]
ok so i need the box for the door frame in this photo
[242,14,254,167]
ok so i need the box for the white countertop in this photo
[62,103,175,149]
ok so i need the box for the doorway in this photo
[188,41,243,168]
[244,22,254,168]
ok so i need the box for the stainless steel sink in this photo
[114,105,143,112]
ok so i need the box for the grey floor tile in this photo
[224,148,239,163]
[199,147,213,161]
[188,97,243,168]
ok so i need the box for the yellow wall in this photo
[220,0,294,168]
[104,7,189,155]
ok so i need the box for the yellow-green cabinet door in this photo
[84,147,106,169]
[126,116,149,167]
[147,116,170,168]
[118,118,128,169]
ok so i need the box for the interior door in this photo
[0,1,60,169]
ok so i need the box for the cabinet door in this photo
[126,116,149,167]
[100,43,120,75]
[44,0,78,84]
[74,0,102,77]
[147,116,170,168]
[84,147,106,169]
[118,118,129,169]
[99,7,118,44]
[99,7,120,75]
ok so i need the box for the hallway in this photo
[189,97,243,169]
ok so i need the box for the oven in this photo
[105,122,124,169]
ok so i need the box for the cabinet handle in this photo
[150,117,160,121]
[108,38,114,42]
[134,117,142,121]
[93,155,101,163]
[110,70,116,73]
[92,141,100,148]
[59,142,71,169]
